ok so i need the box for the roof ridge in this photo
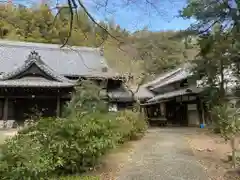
[0,40,101,52]
[143,68,182,88]
[154,68,184,85]
[150,68,192,90]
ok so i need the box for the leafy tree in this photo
[212,103,240,168]
[182,1,240,168]
[181,1,240,102]
[135,31,188,76]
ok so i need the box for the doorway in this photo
[166,101,188,126]
[14,98,57,124]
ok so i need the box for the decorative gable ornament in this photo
[0,50,72,83]
[102,66,108,72]
[26,51,42,63]
[99,46,104,56]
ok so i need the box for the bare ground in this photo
[83,142,136,180]
[88,128,209,180]
[186,129,240,180]
[2,127,239,180]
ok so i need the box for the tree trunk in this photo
[219,58,225,101]
[231,137,237,168]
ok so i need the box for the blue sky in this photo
[13,0,194,32]
[84,0,194,32]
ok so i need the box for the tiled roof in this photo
[146,87,203,104]
[0,51,75,88]
[107,86,134,102]
[0,51,70,82]
[0,40,118,78]
[143,68,182,88]
[0,77,74,88]
[149,64,193,90]
[150,69,192,90]
[133,86,154,100]
[133,65,188,100]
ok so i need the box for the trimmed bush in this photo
[0,113,119,180]
[0,81,148,179]
[116,110,148,141]
[0,110,147,179]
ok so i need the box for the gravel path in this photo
[116,128,209,180]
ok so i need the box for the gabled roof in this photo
[143,68,182,88]
[0,40,119,78]
[133,85,154,101]
[0,51,70,82]
[145,86,203,104]
[0,51,74,88]
[0,77,74,88]
[107,85,134,102]
[149,63,193,90]
[135,63,193,101]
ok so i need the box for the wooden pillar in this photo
[200,100,205,125]
[56,96,60,117]
[3,97,8,128]
[3,97,8,120]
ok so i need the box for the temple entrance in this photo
[165,100,188,126]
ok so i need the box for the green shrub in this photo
[0,110,147,179]
[0,79,148,179]
[0,113,121,180]
[116,110,148,141]
[63,80,108,117]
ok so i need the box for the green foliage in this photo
[211,103,240,168]
[116,110,148,141]
[181,0,240,103]
[135,31,190,76]
[212,103,240,140]
[0,80,147,179]
[0,114,118,180]
[0,111,147,179]
[63,80,108,117]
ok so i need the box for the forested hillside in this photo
[0,3,198,84]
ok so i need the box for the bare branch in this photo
[60,0,74,47]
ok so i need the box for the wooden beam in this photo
[3,97,8,128]
[200,100,205,125]
[56,96,61,117]
[0,95,71,99]
[3,97,8,120]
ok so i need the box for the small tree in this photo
[62,80,108,118]
[212,103,240,168]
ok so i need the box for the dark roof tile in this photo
[0,40,117,78]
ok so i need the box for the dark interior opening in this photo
[14,98,57,124]
[165,100,188,126]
